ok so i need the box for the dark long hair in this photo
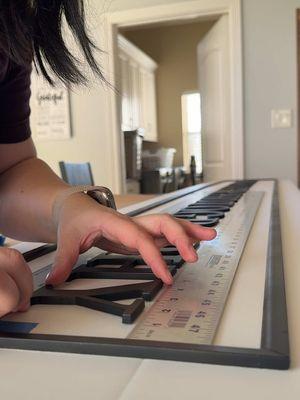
[0,0,106,85]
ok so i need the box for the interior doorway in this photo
[119,18,215,194]
[104,0,244,194]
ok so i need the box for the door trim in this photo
[103,0,244,193]
[297,9,300,187]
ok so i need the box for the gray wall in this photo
[243,0,299,182]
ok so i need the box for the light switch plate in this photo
[271,109,292,128]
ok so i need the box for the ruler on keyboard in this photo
[128,191,263,345]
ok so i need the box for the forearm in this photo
[0,157,70,242]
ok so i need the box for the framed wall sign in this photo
[30,69,72,141]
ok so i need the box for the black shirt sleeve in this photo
[0,55,32,144]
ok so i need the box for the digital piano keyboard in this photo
[0,180,289,370]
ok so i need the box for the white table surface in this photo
[0,180,299,400]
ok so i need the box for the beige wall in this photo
[31,84,115,188]
[122,21,214,166]
[31,2,119,191]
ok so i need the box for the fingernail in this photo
[189,245,198,260]
[45,271,51,282]
[165,271,173,285]
[211,229,217,237]
[45,270,54,284]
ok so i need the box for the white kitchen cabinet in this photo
[119,53,132,131]
[118,34,158,142]
[128,59,141,131]
[139,68,157,142]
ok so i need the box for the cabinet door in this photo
[119,53,133,131]
[140,69,158,142]
[128,60,141,130]
[119,38,158,139]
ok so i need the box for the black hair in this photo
[0,0,106,85]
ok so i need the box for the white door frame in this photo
[103,0,244,193]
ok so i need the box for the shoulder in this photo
[0,52,32,144]
[0,51,32,83]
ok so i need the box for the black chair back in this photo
[59,161,94,185]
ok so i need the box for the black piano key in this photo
[23,244,57,262]
[190,201,234,207]
[174,213,197,219]
[188,218,219,227]
[31,280,164,324]
[175,209,225,219]
[68,262,177,281]
[160,242,200,256]
[185,205,230,212]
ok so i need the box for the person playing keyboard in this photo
[0,1,216,318]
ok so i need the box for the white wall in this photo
[243,0,299,182]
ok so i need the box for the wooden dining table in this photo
[113,194,156,209]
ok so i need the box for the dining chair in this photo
[59,161,94,186]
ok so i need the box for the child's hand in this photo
[46,194,216,286]
[0,248,33,317]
